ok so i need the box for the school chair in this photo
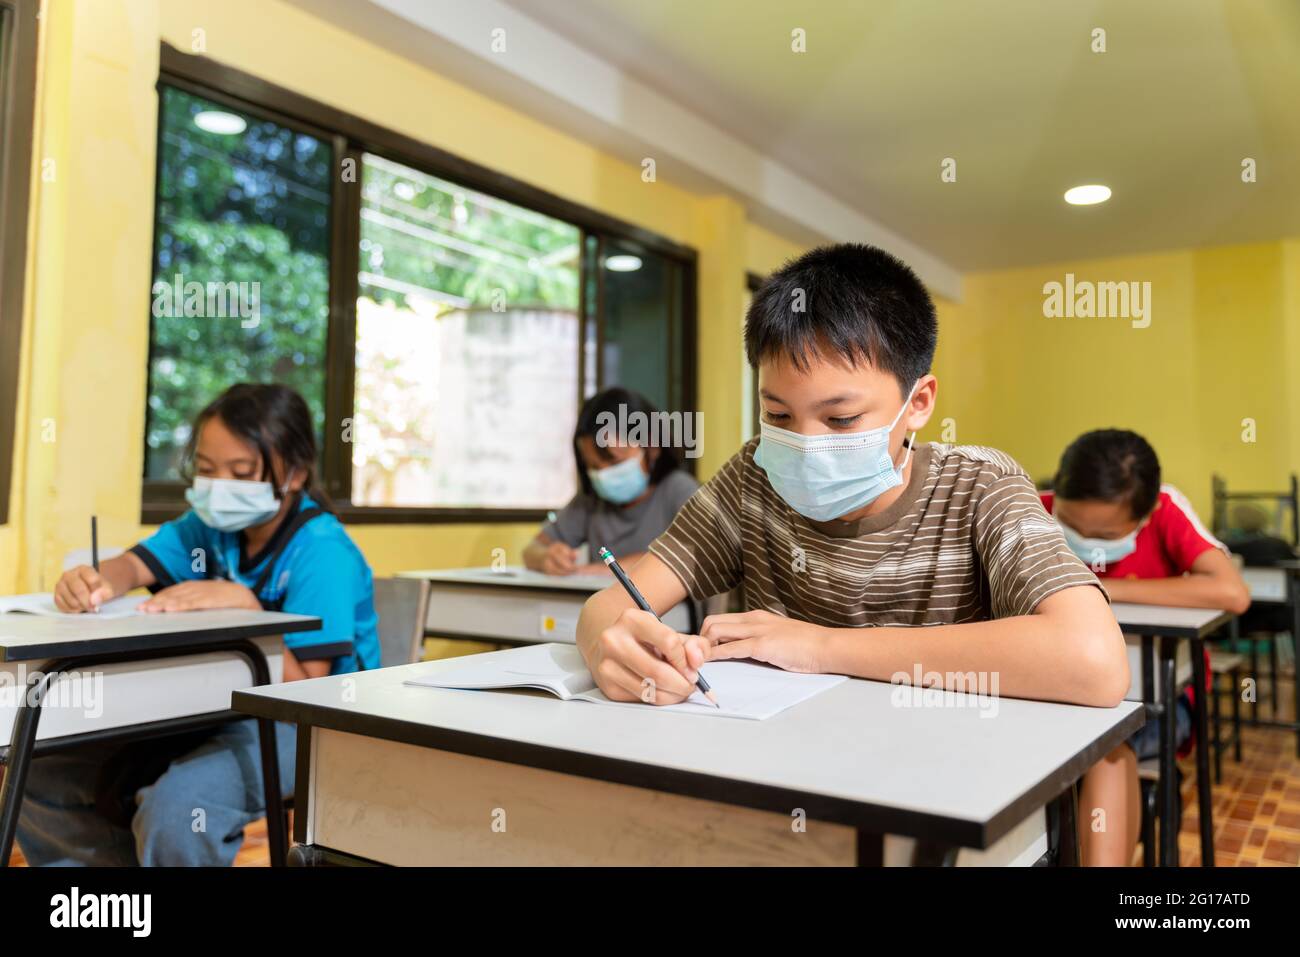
[372,576,431,668]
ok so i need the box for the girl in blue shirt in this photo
[18,384,379,866]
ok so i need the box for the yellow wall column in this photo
[691,196,747,478]
[18,0,161,590]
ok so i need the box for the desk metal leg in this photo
[1043,784,1079,866]
[1139,635,1157,867]
[1141,635,1154,706]
[1250,634,1260,727]
[1231,666,1242,762]
[0,666,63,864]
[241,649,287,869]
[1159,637,1179,867]
[1294,578,1300,757]
[855,830,883,866]
[1270,636,1279,720]
[0,639,286,868]
[1190,638,1215,866]
[1211,671,1222,785]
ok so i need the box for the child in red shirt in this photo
[1044,429,1249,867]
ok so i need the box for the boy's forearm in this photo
[1103,575,1249,614]
[819,613,1128,707]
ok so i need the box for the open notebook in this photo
[0,593,148,619]
[404,642,847,720]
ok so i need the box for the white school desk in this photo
[233,655,1143,867]
[396,566,693,645]
[1111,602,1233,868]
[0,608,320,866]
[1242,566,1288,604]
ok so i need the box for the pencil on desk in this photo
[91,515,101,614]
[598,545,718,708]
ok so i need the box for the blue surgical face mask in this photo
[588,453,649,505]
[186,476,285,532]
[754,384,918,522]
[1057,520,1139,568]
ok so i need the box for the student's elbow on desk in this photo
[1041,587,1130,708]
[1221,580,1252,616]
[1077,618,1130,709]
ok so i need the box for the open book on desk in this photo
[0,593,149,619]
[403,642,846,720]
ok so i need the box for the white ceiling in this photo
[286,0,1300,276]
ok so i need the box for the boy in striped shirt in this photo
[576,243,1130,860]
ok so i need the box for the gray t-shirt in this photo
[543,469,700,558]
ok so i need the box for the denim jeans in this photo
[1128,695,1193,762]
[16,718,296,866]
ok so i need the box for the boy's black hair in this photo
[183,383,333,511]
[573,387,683,498]
[1054,429,1161,520]
[744,242,938,393]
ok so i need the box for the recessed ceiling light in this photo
[604,254,642,272]
[1064,184,1111,206]
[193,110,247,135]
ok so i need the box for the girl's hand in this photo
[141,580,261,613]
[54,565,115,613]
[540,541,578,576]
[700,610,833,674]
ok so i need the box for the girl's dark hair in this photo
[183,383,333,512]
[1054,429,1161,520]
[573,387,684,497]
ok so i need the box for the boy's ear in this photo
[903,374,938,433]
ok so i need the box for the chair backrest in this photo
[372,577,430,669]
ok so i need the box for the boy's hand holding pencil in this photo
[584,606,713,706]
[595,546,719,707]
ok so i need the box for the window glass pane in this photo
[145,86,332,479]
[599,238,683,413]
[352,153,581,508]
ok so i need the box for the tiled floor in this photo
[1176,710,1300,867]
[10,688,1300,867]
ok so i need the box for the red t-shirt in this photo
[1040,485,1225,579]
[1042,485,1225,721]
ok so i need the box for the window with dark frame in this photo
[0,0,39,527]
[143,44,697,524]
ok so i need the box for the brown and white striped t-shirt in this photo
[649,439,1101,626]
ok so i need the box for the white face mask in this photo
[753,382,918,522]
[1057,520,1141,567]
[186,475,289,532]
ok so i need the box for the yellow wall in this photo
[9,0,1297,597]
[931,241,1300,519]
[5,0,803,593]
[744,221,807,279]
